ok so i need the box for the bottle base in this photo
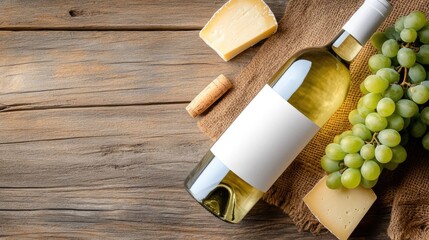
[184,182,240,224]
[184,151,264,223]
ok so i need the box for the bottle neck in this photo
[329,30,363,63]
[328,0,392,63]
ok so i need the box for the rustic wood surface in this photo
[0,1,391,239]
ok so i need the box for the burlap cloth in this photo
[196,0,429,239]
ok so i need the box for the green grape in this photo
[409,63,427,83]
[360,178,378,189]
[387,113,405,131]
[333,135,341,144]
[349,109,365,125]
[406,87,413,99]
[340,135,364,154]
[381,39,399,57]
[375,159,385,171]
[333,133,353,145]
[394,16,405,32]
[384,26,400,40]
[344,153,364,168]
[326,171,343,189]
[376,68,400,84]
[391,57,400,67]
[417,45,429,65]
[325,143,347,160]
[358,102,375,118]
[395,99,419,118]
[361,160,381,181]
[404,11,427,31]
[371,32,388,50]
[357,97,364,106]
[352,123,372,141]
[365,112,388,132]
[377,97,396,117]
[420,107,429,125]
[410,118,427,138]
[384,161,399,171]
[404,117,411,128]
[375,145,393,163]
[419,28,429,44]
[391,145,407,164]
[368,54,392,73]
[340,130,353,139]
[397,48,416,68]
[364,75,389,94]
[321,155,343,173]
[400,28,418,43]
[377,129,401,147]
[334,131,353,144]
[422,133,429,150]
[363,92,382,109]
[360,144,375,160]
[383,84,403,102]
[421,81,429,89]
[409,85,429,104]
[341,168,361,189]
[360,81,370,94]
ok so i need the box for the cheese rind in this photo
[200,0,278,61]
[303,176,377,240]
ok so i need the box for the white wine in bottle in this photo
[185,0,392,223]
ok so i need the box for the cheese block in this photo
[303,176,377,240]
[200,0,278,61]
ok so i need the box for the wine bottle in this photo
[185,0,392,223]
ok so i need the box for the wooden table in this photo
[0,1,391,239]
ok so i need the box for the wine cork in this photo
[186,74,233,118]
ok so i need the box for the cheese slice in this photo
[200,0,278,61]
[303,176,377,240]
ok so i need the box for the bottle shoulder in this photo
[294,47,348,67]
[269,47,350,87]
[268,46,351,127]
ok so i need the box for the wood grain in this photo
[0,31,257,111]
[0,0,287,30]
[0,104,389,239]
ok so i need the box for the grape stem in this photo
[400,67,411,88]
[368,132,380,145]
[410,46,420,52]
[396,66,403,73]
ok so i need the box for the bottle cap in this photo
[343,0,393,45]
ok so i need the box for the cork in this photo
[186,74,233,118]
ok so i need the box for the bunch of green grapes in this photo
[322,11,429,190]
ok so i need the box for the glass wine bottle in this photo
[185,0,392,223]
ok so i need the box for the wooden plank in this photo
[0,202,331,239]
[0,31,258,111]
[0,0,287,30]
[0,104,202,187]
[0,104,389,239]
[0,104,299,238]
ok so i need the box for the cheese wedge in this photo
[200,0,278,61]
[303,176,377,240]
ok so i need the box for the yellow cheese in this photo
[303,176,377,240]
[200,0,278,61]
